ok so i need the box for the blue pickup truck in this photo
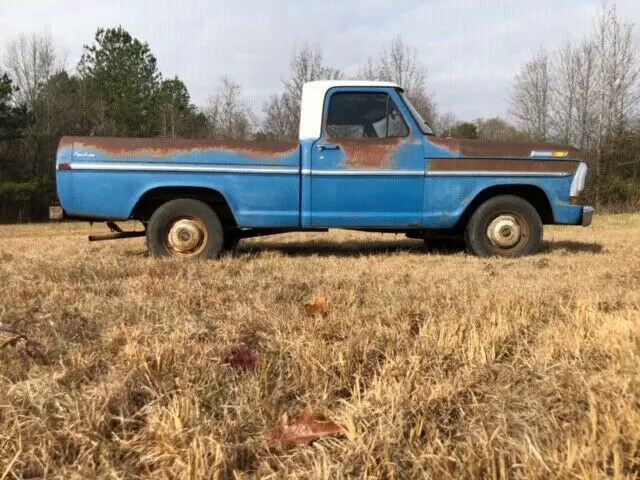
[50,80,592,258]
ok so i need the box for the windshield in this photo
[398,90,435,135]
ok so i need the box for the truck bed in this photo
[55,137,302,226]
[57,136,300,166]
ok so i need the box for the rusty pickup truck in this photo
[51,80,592,258]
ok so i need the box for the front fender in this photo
[423,176,577,228]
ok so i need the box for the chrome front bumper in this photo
[582,206,594,227]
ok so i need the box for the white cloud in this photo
[0,0,639,121]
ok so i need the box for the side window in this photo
[386,98,409,137]
[325,92,409,139]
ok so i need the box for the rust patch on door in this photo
[63,136,299,160]
[328,137,405,168]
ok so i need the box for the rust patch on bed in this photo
[328,137,405,168]
[64,136,299,160]
[430,158,580,174]
[58,136,75,149]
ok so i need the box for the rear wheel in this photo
[465,195,542,257]
[147,199,224,259]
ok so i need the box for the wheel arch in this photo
[131,186,237,227]
[456,184,554,230]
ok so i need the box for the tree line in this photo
[1,2,638,223]
[508,3,640,209]
[0,28,442,222]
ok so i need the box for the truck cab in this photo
[52,80,593,258]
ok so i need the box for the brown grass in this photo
[0,215,639,479]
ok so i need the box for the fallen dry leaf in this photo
[264,410,347,448]
[1,326,47,365]
[224,344,257,372]
[302,296,326,316]
[0,323,18,336]
[23,340,46,362]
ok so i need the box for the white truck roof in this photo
[299,80,400,140]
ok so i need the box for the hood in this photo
[429,137,581,160]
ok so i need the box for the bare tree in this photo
[475,117,529,142]
[283,43,342,112]
[262,43,342,141]
[508,48,552,141]
[573,40,598,150]
[2,31,64,108]
[435,111,457,137]
[594,2,640,145]
[508,2,640,207]
[260,93,295,141]
[357,35,438,127]
[591,2,640,203]
[550,42,579,144]
[205,76,255,141]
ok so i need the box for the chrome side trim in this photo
[308,169,423,176]
[59,163,300,175]
[59,163,575,178]
[62,164,424,176]
[426,171,571,177]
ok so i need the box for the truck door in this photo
[309,88,424,227]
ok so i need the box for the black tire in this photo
[464,195,542,258]
[146,199,224,259]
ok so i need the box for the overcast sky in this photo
[1,0,639,121]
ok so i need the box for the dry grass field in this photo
[0,214,639,479]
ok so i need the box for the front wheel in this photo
[465,195,543,258]
[146,199,224,259]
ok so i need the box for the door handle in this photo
[316,143,340,151]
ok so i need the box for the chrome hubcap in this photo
[167,218,207,255]
[487,215,521,248]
